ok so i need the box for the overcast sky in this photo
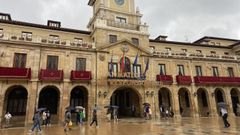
[1,0,240,42]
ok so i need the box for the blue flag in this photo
[133,53,138,65]
[143,58,149,77]
[109,54,113,77]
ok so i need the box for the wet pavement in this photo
[1,117,240,135]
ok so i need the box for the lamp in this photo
[98,91,102,97]
[103,91,108,98]
[146,91,150,97]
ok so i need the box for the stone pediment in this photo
[97,39,151,56]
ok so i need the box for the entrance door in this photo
[231,89,239,116]
[197,89,209,117]
[110,87,140,117]
[178,88,191,117]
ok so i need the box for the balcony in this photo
[194,76,240,85]
[39,69,63,81]
[176,75,192,85]
[156,75,173,84]
[106,20,139,31]
[71,71,92,81]
[0,67,31,80]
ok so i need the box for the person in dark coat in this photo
[90,105,98,127]
[29,111,41,133]
[220,107,230,128]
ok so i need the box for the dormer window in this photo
[116,17,126,23]
[47,20,61,28]
[0,13,11,21]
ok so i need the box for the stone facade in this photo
[0,0,240,127]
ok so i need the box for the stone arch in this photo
[3,85,28,127]
[158,87,173,114]
[197,88,210,117]
[109,86,142,117]
[70,86,89,120]
[178,87,192,117]
[230,88,240,116]
[38,85,60,123]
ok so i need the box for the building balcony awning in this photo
[194,76,240,85]
[71,70,92,81]
[0,67,31,80]
[39,69,63,81]
[176,75,192,85]
[156,75,173,84]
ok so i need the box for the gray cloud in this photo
[1,0,240,42]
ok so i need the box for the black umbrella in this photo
[218,102,228,108]
[65,106,75,111]
[111,105,119,109]
[143,103,151,106]
[36,107,47,112]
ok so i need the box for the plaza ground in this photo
[1,117,240,135]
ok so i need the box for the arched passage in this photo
[158,87,172,113]
[197,88,210,117]
[178,88,192,117]
[214,88,226,116]
[3,85,28,126]
[110,87,141,118]
[230,88,240,116]
[70,86,88,120]
[38,86,60,122]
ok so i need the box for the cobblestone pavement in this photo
[1,117,240,135]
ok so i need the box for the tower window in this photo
[109,35,117,43]
[132,38,139,45]
[116,17,126,23]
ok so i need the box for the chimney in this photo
[155,35,168,41]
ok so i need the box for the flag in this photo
[109,54,113,77]
[133,53,138,65]
[143,58,149,77]
[121,53,125,73]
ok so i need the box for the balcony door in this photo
[47,55,58,70]
[13,53,27,68]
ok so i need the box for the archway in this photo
[70,86,88,120]
[158,87,172,114]
[178,88,192,117]
[214,88,226,116]
[110,87,141,118]
[230,89,240,116]
[3,85,28,126]
[197,88,210,117]
[38,86,60,122]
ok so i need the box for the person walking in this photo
[64,111,72,132]
[220,107,230,128]
[131,105,136,117]
[145,106,150,120]
[113,108,118,122]
[29,111,41,133]
[42,111,47,126]
[79,110,84,125]
[4,112,12,127]
[90,108,98,127]
[46,110,51,126]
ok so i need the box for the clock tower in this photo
[87,0,149,48]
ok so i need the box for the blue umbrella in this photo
[36,107,47,112]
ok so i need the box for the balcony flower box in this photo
[71,71,92,81]
[194,76,240,85]
[39,69,63,81]
[0,67,31,80]
[156,75,173,84]
[176,75,192,85]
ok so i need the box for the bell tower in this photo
[87,0,149,48]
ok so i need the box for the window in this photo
[13,53,27,68]
[133,64,141,77]
[195,66,202,76]
[74,38,83,45]
[108,62,118,77]
[0,14,11,21]
[196,50,202,54]
[227,67,234,77]
[116,17,126,23]
[212,67,219,77]
[177,65,185,76]
[76,58,86,71]
[132,38,139,45]
[159,64,166,75]
[182,49,187,53]
[21,32,32,40]
[47,56,58,70]
[0,29,3,38]
[165,47,171,52]
[47,20,61,28]
[49,35,59,43]
[109,35,117,43]
[210,51,216,55]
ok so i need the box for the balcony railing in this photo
[71,71,92,81]
[156,75,173,84]
[106,20,139,31]
[0,67,31,80]
[194,76,240,85]
[39,69,63,81]
[176,75,192,85]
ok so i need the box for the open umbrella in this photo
[75,106,84,110]
[111,105,119,109]
[218,102,228,108]
[65,106,75,111]
[143,103,151,106]
[36,107,47,112]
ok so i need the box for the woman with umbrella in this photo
[218,102,230,128]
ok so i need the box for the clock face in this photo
[115,0,124,5]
